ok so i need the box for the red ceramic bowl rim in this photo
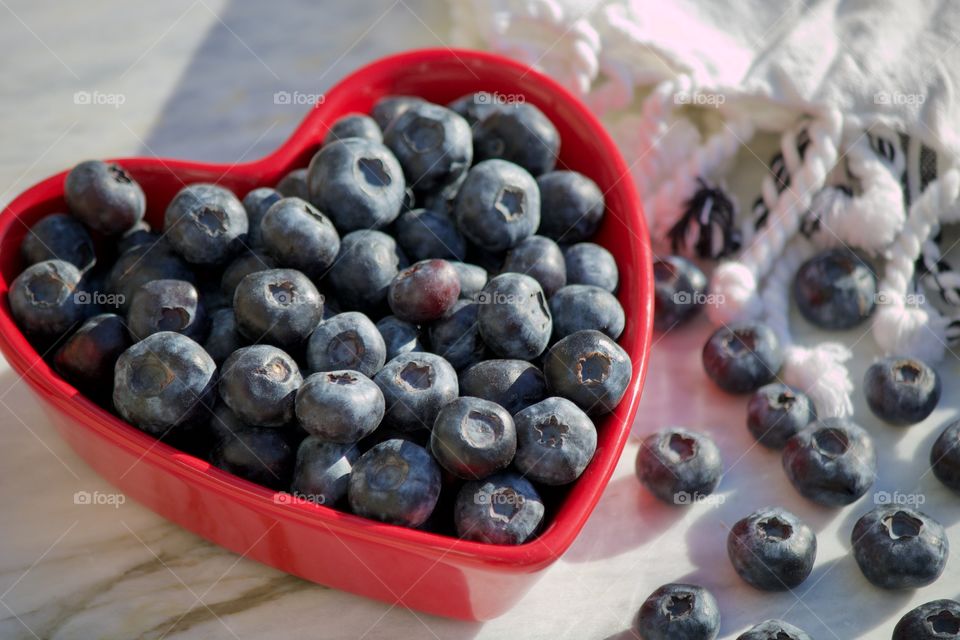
[0,48,653,572]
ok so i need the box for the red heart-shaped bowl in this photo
[0,49,652,621]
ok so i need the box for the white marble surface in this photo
[0,2,958,639]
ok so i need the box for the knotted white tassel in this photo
[708,109,844,326]
[761,237,854,417]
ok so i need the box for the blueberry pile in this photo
[8,93,635,546]
[642,250,960,638]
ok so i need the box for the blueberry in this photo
[782,418,876,506]
[449,261,488,300]
[746,384,816,449]
[563,242,618,292]
[473,103,559,176]
[543,329,632,414]
[427,299,487,370]
[328,229,408,314]
[454,471,544,544]
[635,583,720,640]
[636,427,722,504]
[653,256,707,331]
[306,311,386,377]
[549,284,625,341]
[211,427,294,490]
[376,315,424,361]
[458,358,546,418]
[106,244,195,311]
[325,113,382,145]
[727,507,816,591]
[202,308,243,364]
[447,92,502,126]
[127,279,207,342]
[219,345,302,427]
[371,95,426,131]
[54,313,131,398]
[384,102,472,194]
[21,213,96,272]
[260,197,340,281]
[113,332,216,435]
[454,159,540,251]
[501,235,566,297]
[851,506,949,589]
[164,183,248,266]
[736,620,812,640]
[117,220,161,255]
[466,241,506,275]
[64,160,145,235]
[220,250,277,298]
[276,168,310,201]
[430,396,516,479]
[893,599,960,640]
[295,370,384,443]
[477,273,551,359]
[8,260,86,337]
[514,397,596,485]
[207,402,248,442]
[931,419,960,493]
[702,323,782,394]
[793,247,876,329]
[291,436,360,505]
[864,356,940,426]
[536,171,604,242]
[394,208,467,262]
[307,138,406,232]
[373,352,458,432]
[348,438,441,526]
[233,268,323,348]
[241,186,283,248]
[388,259,460,323]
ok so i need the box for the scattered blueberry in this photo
[473,103,559,176]
[233,268,323,348]
[373,352,458,432]
[376,315,423,361]
[211,427,294,491]
[893,599,960,640]
[113,332,216,436]
[549,284,624,341]
[275,168,310,201]
[746,384,816,449]
[324,113,382,145]
[477,273,552,359]
[736,620,812,640]
[64,160,145,235]
[306,311,386,377]
[348,438,441,527]
[864,356,940,426]
[636,427,722,505]
[394,208,467,262]
[852,506,949,589]
[307,138,406,232]
[260,197,340,281]
[931,419,960,493]
[702,323,782,394]
[241,186,283,248]
[793,247,876,329]
[501,235,566,297]
[782,418,876,506]
[727,507,816,591]
[388,258,460,323]
[296,370,384,443]
[328,229,408,314]
[202,308,243,364]
[536,171,604,242]
[427,299,487,370]
[9,260,86,337]
[564,242,618,292]
[54,313,131,397]
[291,436,360,505]
[448,261,487,300]
[430,396,516,479]
[127,279,207,342]
[514,397,596,485]
[163,183,248,266]
[219,344,302,427]
[653,256,706,332]
[635,583,721,640]
[543,329,632,414]
[21,213,95,272]
[459,358,547,414]
[454,159,540,252]
[384,101,472,194]
[454,471,544,544]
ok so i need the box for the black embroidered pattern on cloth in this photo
[669,177,740,259]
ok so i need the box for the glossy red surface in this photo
[0,49,653,621]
